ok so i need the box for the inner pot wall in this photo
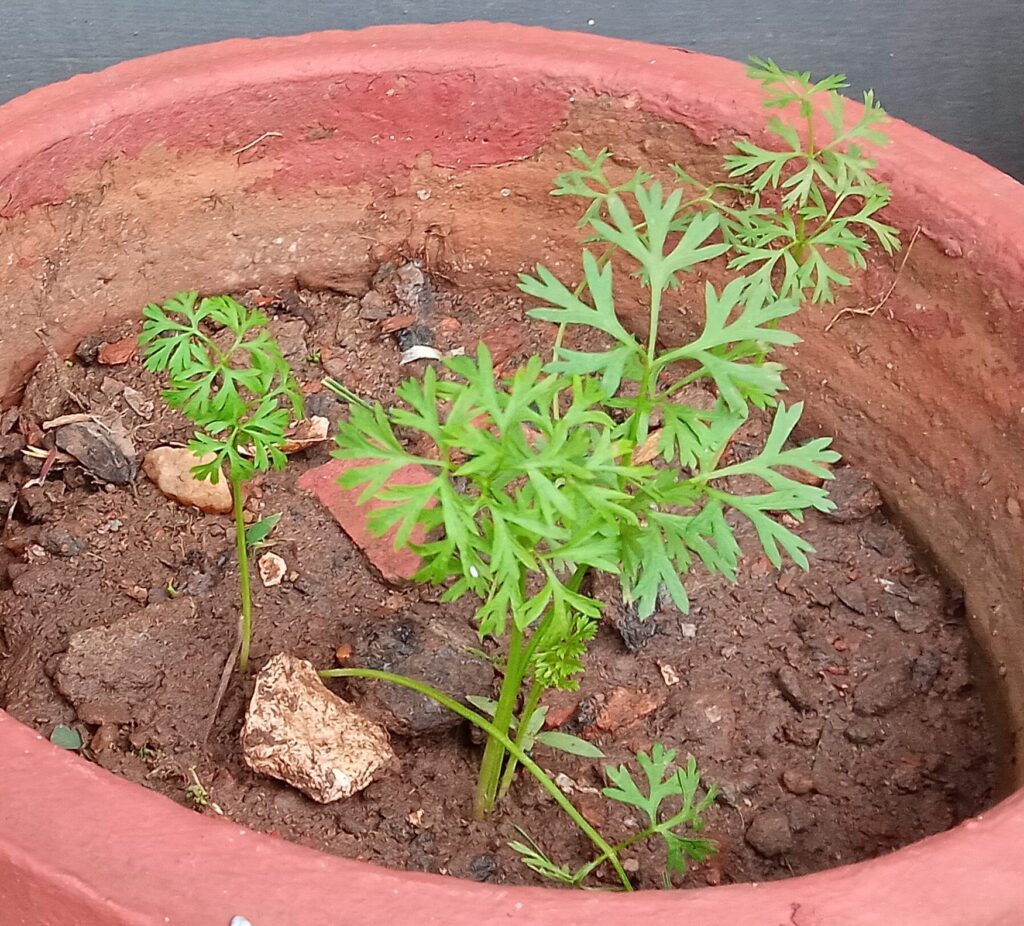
[1,23,1022,926]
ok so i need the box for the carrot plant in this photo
[140,292,302,672]
[324,60,896,887]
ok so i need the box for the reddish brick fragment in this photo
[297,457,434,584]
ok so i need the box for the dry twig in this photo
[231,131,283,157]
[825,225,921,332]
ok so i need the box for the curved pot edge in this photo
[1,23,1022,926]
[3,713,1024,926]
[1,23,1022,296]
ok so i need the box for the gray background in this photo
[3,1,1021,180]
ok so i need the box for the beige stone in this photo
[240,654,393,803]
[258,552,287,587]
[143,447,232,514]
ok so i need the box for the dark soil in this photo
[0,267,996,890]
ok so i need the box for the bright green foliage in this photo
[724,58,899,302]
[49,724,83,751]
[140,292,302,672]
[140,292,302,483]
[244,512,282,547]
[333,156,839,833]
[603,747,717,876]
[327,58,880,889]
[567,60,899,304]
[511,746,717,886]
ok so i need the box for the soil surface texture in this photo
[0,266,996,890]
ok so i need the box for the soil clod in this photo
[745,810,793,858]
[350,614,494,735]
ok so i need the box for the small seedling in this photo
[512,746,716,887]
[185,767,210,806]
[140,292,302,672]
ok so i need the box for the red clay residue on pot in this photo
[2,72,568,210]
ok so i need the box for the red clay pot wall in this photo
[1,23,1023,926]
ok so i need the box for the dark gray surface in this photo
[3,1,1021,179]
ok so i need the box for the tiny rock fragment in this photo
[407,808,426,827]
[481,325,526,371]
[279,416,330,453]
[39,526,88,558]
[75,333,106,365]
[241,654,394,803]
[55,420,137,485]
[0,481,16,518]
[258,552,287,587]
[90,723,120,752]
[834,580,869,615]
[658,661,680,686]
[21,356,75,424]
[0,432,26,462]
[1006,496,1021,518]
[380,314,417,335]
[335,643,353,664]
[542,701,578,730]
[97,337,138,365]
[554,772,576,795]
[590,571,656,652]
[845,717,885,745]
[143,447,232,514]
[893,608,932,633]
[853,660,913,716]
[350,614,494,735]
[400,345,442,365]
[468,854,497,882]
[595,687,661,733]
[631,428,663,465]
[298,457,434,584]
[121,385,154,419]
[358,290,390,321]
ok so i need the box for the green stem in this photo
[474,624,527,819]
[572,823,662,885]
[321,667,632,890]
[497,678,543,800]
[497,564,591,799]
[232,473,253,673]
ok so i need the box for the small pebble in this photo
[468,853,497,882]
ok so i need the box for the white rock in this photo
[258,552,287,587]
[143,447,232,514]
[240,654,393,803]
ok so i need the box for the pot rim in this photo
[1,22,1022,926]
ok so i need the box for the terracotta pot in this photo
[1,23,1022,926]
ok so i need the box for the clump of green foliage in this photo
[324,59,895,889]
[513,746,716,887]
[560,58,898,306]
[140,292,302,672]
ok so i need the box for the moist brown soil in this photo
[0,271,996,891]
